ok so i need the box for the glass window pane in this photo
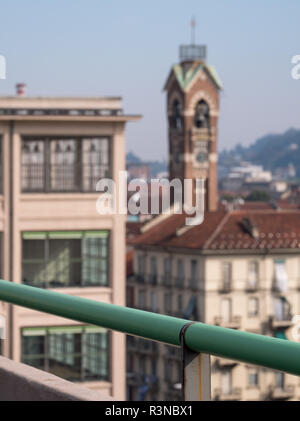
[22,327,109,382]
[22,335,45,370]
[82,138,110,191]
[21,140,45,191]
[82,237,108,286]
[50,139,80,192]
[48,333,82,380]
[23,239,45,260]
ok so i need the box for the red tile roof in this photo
[133,209,300,251]
[126,221,143,245]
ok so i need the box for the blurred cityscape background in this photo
[0,0,300,401]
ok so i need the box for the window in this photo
[164,258,171,275]
[221,298,232,323]
[137,254,145,276]
[163,258,172,285]
[248,261,259,289]
[177,259,184,280]
[177,295,183,314]
[139,355,146,377]
[164,292,172,313]
[164,359,173,382]
[151,292,158,312]
[176,259,184,287]
[273,297,291,321]
[275,372,285,389]
[22,231,109,288]
[191,260,198,280]
[171,100,182,130]
[221,369,232,395]
[194,100,210,129]
[222,262,232,290]
[21,137,110,193]
[248,297,259,317]
[274,260,288,292]
[21,326,109,381]
[190,259,198,288]
[248,368,259,387]
[138,290,146,309]
[150,257,157,284]
[151,358,157,376]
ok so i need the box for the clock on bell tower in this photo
[164,42,222,211]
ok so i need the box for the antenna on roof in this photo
[191,16,196,45]
[179,16,206,63]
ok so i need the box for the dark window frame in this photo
[22,231,110,289]
[21,326,111,382]
[21,135,112,193]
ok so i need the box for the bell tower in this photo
[164,37,222,211]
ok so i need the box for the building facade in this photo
[127,208,300,401]
[0,92,140,400]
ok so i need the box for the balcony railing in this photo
[214,388,242,401]
[214,316,242,329]
[173,277,185,289]
[0,279,300,401]
[147,274,158,286]
[270,314,293,329]
[246,280,258,292]
[188,278,199,290]
[161,274,172,287]
[135,274,146,284]
[218,280,232,293]
[215,357,238,368]
[269,385,295,400]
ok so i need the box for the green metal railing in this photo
[0,279,300,377]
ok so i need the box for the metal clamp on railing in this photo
[180,322,211,401]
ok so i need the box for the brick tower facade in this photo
[164,44,222,211]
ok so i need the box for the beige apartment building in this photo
[127,206,300,401]
[0,90,140,400]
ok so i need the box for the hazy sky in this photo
[0,0,299,160]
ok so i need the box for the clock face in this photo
[196,151,207,163]
[194,141,208,165]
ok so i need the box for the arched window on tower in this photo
[194,100,210,129]
[171,100,182,130]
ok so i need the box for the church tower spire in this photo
[164,29,222,211]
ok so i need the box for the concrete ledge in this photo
[0,356,113,401]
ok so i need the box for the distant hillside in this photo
[220,128,300,177]
[126,151,142,164]
[126,151,168,177]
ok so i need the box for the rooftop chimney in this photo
[241,217,260,239]
[16,83,26,97]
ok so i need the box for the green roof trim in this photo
[170,62,223,91]
[22,230,109,240]
[22,325,107,336]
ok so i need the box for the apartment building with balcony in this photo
[127,208,300,401]
[0,91,140,400]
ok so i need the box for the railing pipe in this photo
[0,279,300,376]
